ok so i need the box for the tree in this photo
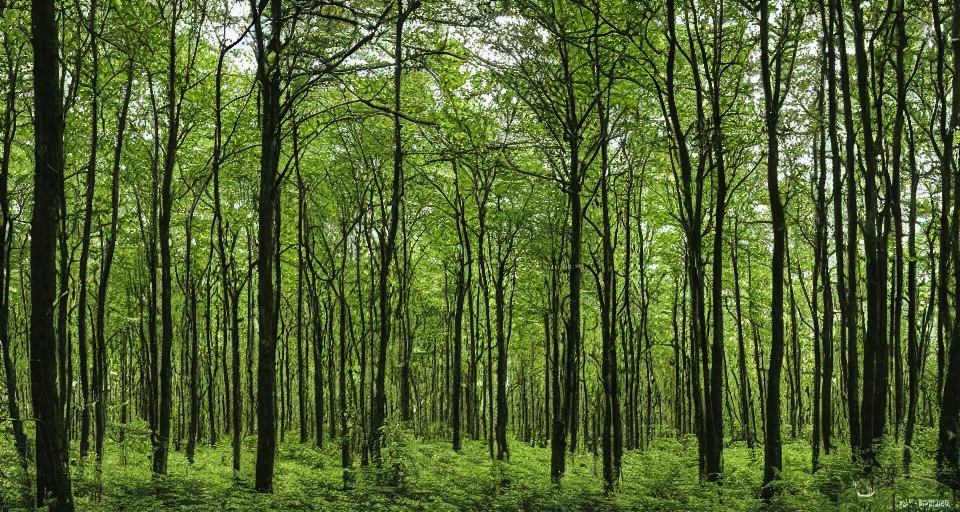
[31,0,75,508]
[76,0,99,459]
[759,0,798,499]
[936,0,960,488]
[0,3,27,470]
[153,0,203,475]
[849,0,888,464]
[94,59,134,462]
[251,0,283,491]
[6,0,960,506]
[370,0,420,464]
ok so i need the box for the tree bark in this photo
[77,0,99,459]
[904,114,920,474]
[30,0,75,506]
[760,0,790,498]
[849,0,887,464]
[251,0,282,492]
[0,19,26,469]
[93,59,133,462]
[936,0,960,488]
[834,0,861,454]
[154,0,181,475]
[370,0,415,463]
[452,162,470,452]
[731,220,752,448]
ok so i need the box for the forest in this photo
[8,0,960,509]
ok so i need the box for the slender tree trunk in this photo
[0,23,26,469]
[212,28,243,477]
[705,16,729,477]
[297,142,307,444]
[370,0,413,463]
[598,94,622,489]
[93,60,133,462]
[731,220,752,448]
[494,257,509,461]
[834,0,861,454]
[77,0,99,459]
[154,0,181,475]
[204,240,217,446]
[143,74,161,465]
[786,245,802,438]
[252,0,282,491]
[813,34,833,464]
[453,164,470,451]
[889,0,908,444]
[398,210,413,424]
[246,228,255,436]
[849,0,887,463]
[338,247,351,483]
[760,0,790,497]
[551,32,584,479]
[57,167,70,443]
[904,115,920,473]
[186,203,200,463]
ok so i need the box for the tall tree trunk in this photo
[731,219,752,448]
[30,0,75,506]
[904,114,920,473]
[93,59,133,462]
[212,28,243,476]
[813,29,833,464]
[453,164,470,451]
[494,256,509,461]
[889,0,908,444]
[786,245,802,438]
[57,167,70,442]
[623,171,636,451]
[597,90,622,489]
[398,208,412,424]
[663,0,710,478]
[370,0,417,462]
[834,0,861,454]
[823,0,846,457]
[143,73,161,466]
[252,0,282,492]
[936,0,960,488]
[551,29,585,480]
[154,0,181,475]
[293,113,309,445]
[0,21,26,469]
[707,60,727,484]
[77,0,99,459]
[186,200,200,463]
[849,0,887,463]
[338,243,351,482]
[760,0,790,498]
[549,248,562,462]
[246,228,255,435]
[204,236,217,446]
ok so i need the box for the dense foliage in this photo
[5,0,960,508]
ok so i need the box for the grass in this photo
[0,422,956,511]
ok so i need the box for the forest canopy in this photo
[6,0,960,509]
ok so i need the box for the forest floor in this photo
[0,425,956,511]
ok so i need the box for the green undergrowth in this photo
[0,423,957,511]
